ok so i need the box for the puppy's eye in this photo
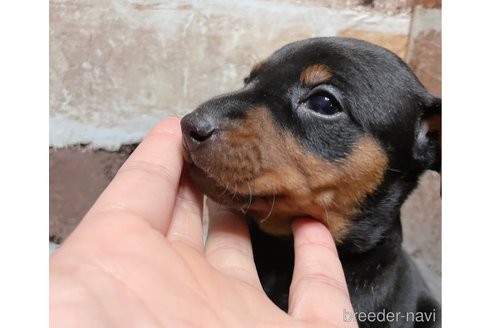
[306,93,341,115]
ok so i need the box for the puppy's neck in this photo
[338,171,421,257]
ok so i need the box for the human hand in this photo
[49,117,357,328]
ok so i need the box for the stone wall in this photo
[50,0,415,148]
[50,0,441,298]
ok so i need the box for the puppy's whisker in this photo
[232,183,238,200]
[243,182,253,214]
[238,182,253,214]
[248,53,260,65]
[219,182,230,197]
[261,193,276,223]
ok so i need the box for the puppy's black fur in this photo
[181,37,441,328]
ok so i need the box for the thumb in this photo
[288,218,357,327]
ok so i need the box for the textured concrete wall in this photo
[407,4,441,96]
[401,0,441,300]
[50,0,411,149]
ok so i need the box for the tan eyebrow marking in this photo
[251,60,266,75]
[300,64,332,86]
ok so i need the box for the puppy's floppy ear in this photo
[413,97,441,172]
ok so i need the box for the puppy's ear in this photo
[413,97,441,172]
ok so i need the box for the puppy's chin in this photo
[184,162,294,230]
[184,162,249,206]
[184,162,323,236]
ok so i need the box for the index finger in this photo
[85,117,184,233]
[289,218,356,326]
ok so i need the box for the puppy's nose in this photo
[181,113,217,150]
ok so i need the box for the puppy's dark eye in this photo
[306,94,341,115]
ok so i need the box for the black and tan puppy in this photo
[181,37,441,328]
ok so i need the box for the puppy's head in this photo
[181,37,440,243]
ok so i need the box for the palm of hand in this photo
[50,118,357,328]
